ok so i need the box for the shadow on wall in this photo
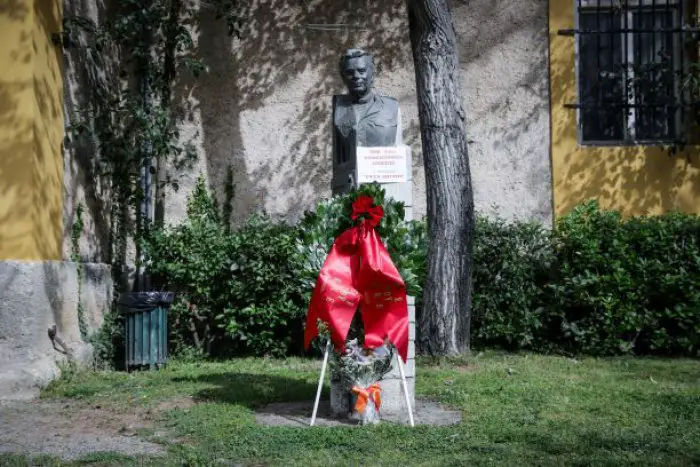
[454,0,553,223]
[62,0,112,263]
[33,0,65,260]
[192,0,415,223]
[0,2,35,259]
[0,0,67,261]
[549,0,700,218]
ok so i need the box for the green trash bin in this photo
[119,291,174,371]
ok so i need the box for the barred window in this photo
[568,0,697,145]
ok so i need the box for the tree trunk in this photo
[406,0,474,355]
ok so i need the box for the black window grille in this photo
[561,0,700,145]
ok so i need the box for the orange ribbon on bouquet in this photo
[352,383,382,414]
[303,195,409,363]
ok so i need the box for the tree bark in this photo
[406,0,474,355]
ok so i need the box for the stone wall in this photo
[0,261,113,399]
[165,0,552,226]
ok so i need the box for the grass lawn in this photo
[2,352,699,466]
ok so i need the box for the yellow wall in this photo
[0,0,64,260]
[549,0,700,218]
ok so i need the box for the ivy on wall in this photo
[65,0,241,292]
[61,1,241,366]
[70,203,88,340]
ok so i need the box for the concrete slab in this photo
[255,399,461,427]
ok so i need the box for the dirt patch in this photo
[0,396,192,461]
[155,395,195,412]
[255,399,462,427]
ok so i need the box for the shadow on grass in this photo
[172,372,321,409]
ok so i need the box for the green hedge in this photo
[472,201,700,357]
[144,177,307,357]
[471,217,554,351]
[146,177,700,358]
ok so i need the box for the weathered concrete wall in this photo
[457,0,552,224]
[165,0,419,225]
[62,0,113,262]
[0,261,113,400]
[165,0,551,226]
[0,0,116,400]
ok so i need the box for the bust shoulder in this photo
[377,95,399,112]
[333,93,399,109]
[333,94,353,109]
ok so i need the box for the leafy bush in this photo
[146,177,699,358]
[548,201,700,356]
[470,217,555,350]
[469,201,700,357]
[144,176,306,357]
[217,216,307,356]
[88,304,125,370]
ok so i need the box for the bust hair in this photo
[339,48,374,76]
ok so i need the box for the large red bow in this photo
[303,196,409,362]
[351,195,384,227]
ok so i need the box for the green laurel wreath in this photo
[295,182,426,300]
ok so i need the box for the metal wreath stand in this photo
[310,340,415,427]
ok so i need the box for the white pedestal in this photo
[330,145,415,419]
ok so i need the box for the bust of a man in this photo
[332,49,402,191]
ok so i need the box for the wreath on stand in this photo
[296,183,426,424]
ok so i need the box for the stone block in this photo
[382,181,413,206]
[0,261,113,399]
[330,376,416,420]
[386,356,415,379]
[330,377,352,417]
[377,376,415,416]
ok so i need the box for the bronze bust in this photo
[332,49,402,192]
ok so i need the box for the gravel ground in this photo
[0,399,172,461]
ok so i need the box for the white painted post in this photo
[397,354,415,427]
[310,340,331,426]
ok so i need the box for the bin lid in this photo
[119,291,175,310]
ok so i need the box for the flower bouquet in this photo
[332,338,393,425]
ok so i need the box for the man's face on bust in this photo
[342,56,373,98]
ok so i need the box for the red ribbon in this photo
[304,196,409,362]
